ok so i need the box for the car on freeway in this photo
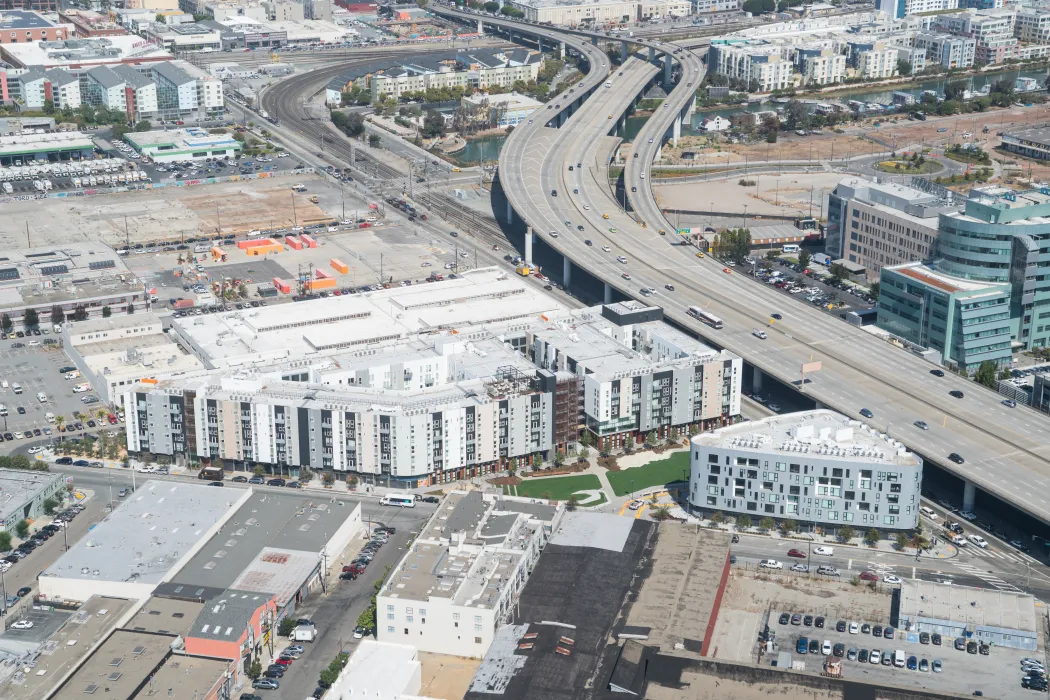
[790,563,809,572]
[787,549,806,558]
[949,390,964,398]
[859,408,874,418]
[948,452,965,464]
[602,245,611,252]
[914,420,929,430]
[759,559,782,569]
[930,368,945,377]
[1002,399,1017,408]
[771,313,783,320]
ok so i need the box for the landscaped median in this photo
[606,450,691,497]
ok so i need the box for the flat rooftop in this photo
[0,35,172,69]
[0,131,94,157]
[692,409,921,467]
[189,589,274,642]
[1003,125,1050,148]
[41,481,245,591]
[0,468,61,520]
[328,640,422,697]
[124,596,204,636]
[50,629,174,700]
[0,10,56,29]
[900,580,1038,634]
[125,127,240,152]
[230,547,320,608]
[167,489,361,592]
[130,653,228,700]
[891,261,1003,294]
[0,241,139,313]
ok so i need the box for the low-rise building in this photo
[57,9,128,37]
[0,468,65,532]
[0,34,172,70]
[689,409,923,531]
[693,0,740,12]
[0,9,69,44]
[124,126,241,162]
[184,589,278,660]
[1000,126,1050,161]
[460,91,543,128]
[897,580,1037,650]
[377,491,563,658]
[505,0,690,25]
[327,640,433,699]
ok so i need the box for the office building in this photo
[826,177,959,280]
[0,9,68,43]
[693,0,739,12]
[376,491,562,658]
[0,468,65,532]
[504,0,690,26]
[689,409,923,531]
[1000,126,1050,161]
[121,270,742,484]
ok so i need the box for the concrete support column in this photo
[685,93,697,119]
[963,480,976,513]
[752,368,764,396]
[604,282,613,304]
[621,41,628,61]
[560,41,566,59]
[663,54,672,89]
[563,257,572,287]
[619,114,627,134]
[506,199,513,225]
[672,117,681,147]
[525,226,533,265]
[648,47,656,63]
[477,19,483,35]
[592,36,598,46]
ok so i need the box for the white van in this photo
[72,382,91,393]
[65,370,80,380]
[45,412,55,423]
[894,650,906,667]
[813,546,834,556]
[919,506,938,520]
[37,391,47,403]
[11,383,22,395]
[0,404,7,416]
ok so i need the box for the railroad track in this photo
[415,191,508,250]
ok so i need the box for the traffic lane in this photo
[269,521,424,699]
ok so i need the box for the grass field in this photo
[503,473,602,500]
[606,451,691,497]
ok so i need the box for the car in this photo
[954,637,967,651]
[1002,399,1017,408]
[914,420,929,430]
[263,669,284,679]
[760,559,783,570]
[1023,677,1048,690]
[267,478,286,487]
[870,649,882,664]
[809,639,820,654]
[908,655,918,670]
[861,623,871,634]
[339,571,357,580]
[933,659,942,673]
[883,574,903,585]
[231,475,248,482]
[859,408,873,418]
[858,649,869,663]
[274,656,294,666]
[10,620,33,630]
[967,641,978,654]
[814,616,825,629]
[849,621,859,634]
[252,679,279,690]
[884,626,895,639]
[948,452,965,464]
[873,625,883,637]
[833,643,845,657]
[979,644,989,655]
[859,571,878,581]
[932,633,942,646]
[248,476,264,484]
[787,548,806,558]
[920,632,930,645]
[16,407,25,415]
[835,620,847,633]
[882,651,894,667]
[354,626,370,639]
[800,614,813,627]
[723,267,732,274]
[949,390,964,399]
[797,637,809,654]
[790,563,809,572]
[937,128,948,132]
[665,284,675,291]
[930,369,945,377]
[779,613,791,625]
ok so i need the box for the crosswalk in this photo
[965,546,1033,565]
[951,560,1023,592]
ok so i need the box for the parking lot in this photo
[0,157,147,195]
[739,257,877,314]
[0,343,107,443]
[771,608,1042,698]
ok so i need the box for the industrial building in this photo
[328,640,435,699]
[896,580,1039,650]
[0,130,94,165]
[0,9,69,44]
[0,468,65,532]
[503,0,691,26]
[0,34,172,70]
[377,491,563,658]
[1001,126,1050,161]
[689,409,923,531]
[124,127,241,162]
[121,270,742,486]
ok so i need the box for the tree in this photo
[368,134,381,148]
[42,98,55,115]
[974,360,999,389]
[253,465,265,477]
[421,109,445,139]
[766,130,778,144]
[869,281,880,300]
[735,514,752,530]
[896,59,912,76]
[566,494,579,511]
[759,516,775,532]
[0,314,10,333]
[651,506,673,521]
[782,518,798,534]
[838,524,856,543]
[345,111,366,138]
[624,434,635,453]
[784,100,809,131]
[134,120,152,132]
[829,263,849,281]
[23,308,38,329]
[320,666,340,688]
[910,533,930,551]
[102,306,112,318]
[126,302,135,314]
[483,0,499,9]
[798,249,812,269]
[864,528,880,546]
[14,519,29,539]
[644,430,658,448]
[894,532,908,550]
[278,617,297,636]
[50,305,65,325]
[579,431,592,447]
[43,497,59,515]
[943,81,967,101]
[247,659,262,681]
[0,531,10,552]
[710,511,725,525]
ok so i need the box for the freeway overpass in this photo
[430,7,1050,531]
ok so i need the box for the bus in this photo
[782,244,801,253]
[198,467,225,481]
[380,495,416,508]
[687,306,724,330]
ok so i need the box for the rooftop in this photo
[51,629,176,700]
[167,489,362,592]
[229,548,321,608]
[0,10,55,29]
[41,481,246,593]
[327,640,423,698]
[0,35,172,69]
[188,589,274,643]
[0,131,94,158]
[691,409,922,467]
[0,241,139,314]
[889,260,1006,295]
[124,596,205,636]
[129,653,229,700]
[899,580,1039,636]
[124,127,241,153]
[0,468,61,522]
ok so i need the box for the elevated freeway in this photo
[432,6,1050,529]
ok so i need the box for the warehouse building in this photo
[0,468,65,532]
[689,409,923,531]
[122,270,742,486]
[0,130,94,166]
[896,580,1039,650]
[124,127,241,162]
[1001,126,1050,161]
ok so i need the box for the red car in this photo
[787,549,807,558]
[859,571,878,581]
[275,657,293,665]
[107,413,118,424]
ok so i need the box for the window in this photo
[475,637,483,644]
[387,626,394,634]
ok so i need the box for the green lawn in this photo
[578,493,607,508]
[606,451,691,497]
[504,473,602,501]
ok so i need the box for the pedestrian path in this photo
[951,561,1023,593]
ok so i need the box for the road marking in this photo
[847,558,852,570]
[912,567,916,579]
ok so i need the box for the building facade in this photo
[0,10,69,44]
[689,410,923,532]
[856,45,898,79]
[707,44,792,92]
[798,48,846,86]
[1015,8,1050,44]
[915,33,977,68]
[505,0,690,25]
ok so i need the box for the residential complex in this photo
[119,270,742,486]
[377,491,562,657]
[689,409,923,531]
[826,177,960,281]
[877,187,1050,369]
[502,0,690,26]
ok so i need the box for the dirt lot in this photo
[707,570,893,663]
[418,652,480,699]
[654,172,846,218]
[0,175,341,249]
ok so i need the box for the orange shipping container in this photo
[315,269,332,279]
[304,277,336,291]
[237,238,277,250]
[301,234,317,248]
[285,236,303,250]
[246,242,282,256]
[331,258,349,274]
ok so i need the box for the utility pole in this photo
[291,193,297,227]
[124,216,130,250]
[25,221,30,249]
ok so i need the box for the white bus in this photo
[782,244,801,253]
[380,495,416,508]
[687,306,724,330]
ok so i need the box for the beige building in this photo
[856,45,898,79]
[1016,7,1050,44]
[506,0,690,26]
[799,48,846,86]
[370,51,542,100]
[124,0,180,9]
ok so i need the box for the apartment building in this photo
[914,33,976,68]
[856,44,899,79]
[369,50,542,100]
[152,59,223,119]
[12,68,47,108]
[1015,7,1050,44]
[797,47,846,86]
[826,177,959,280]
[504,0,691,26]
[121,271,742,484]
[689,410,923,532]
[376,491,562,658]
[84,64,161,122]
[693,0,740,11]
[43,67,79,108]
[708,43,793,92]
[933,9,1017,64]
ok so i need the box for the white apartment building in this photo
[505,0,690,26]
[44,68,80,109]
[14,70,48,109]
[799,48,846,86]
[708,44,793,92]
[376,491,563,658]
[83,65,127,113]
[891,44,926,74]
[693,0,740,11]
[1016,7,1050,44]
[689,410,923,531]
[914,33,976,68]
[856,46,898,79]
[369,50,542,101]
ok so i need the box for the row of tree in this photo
[0,302,131,333]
